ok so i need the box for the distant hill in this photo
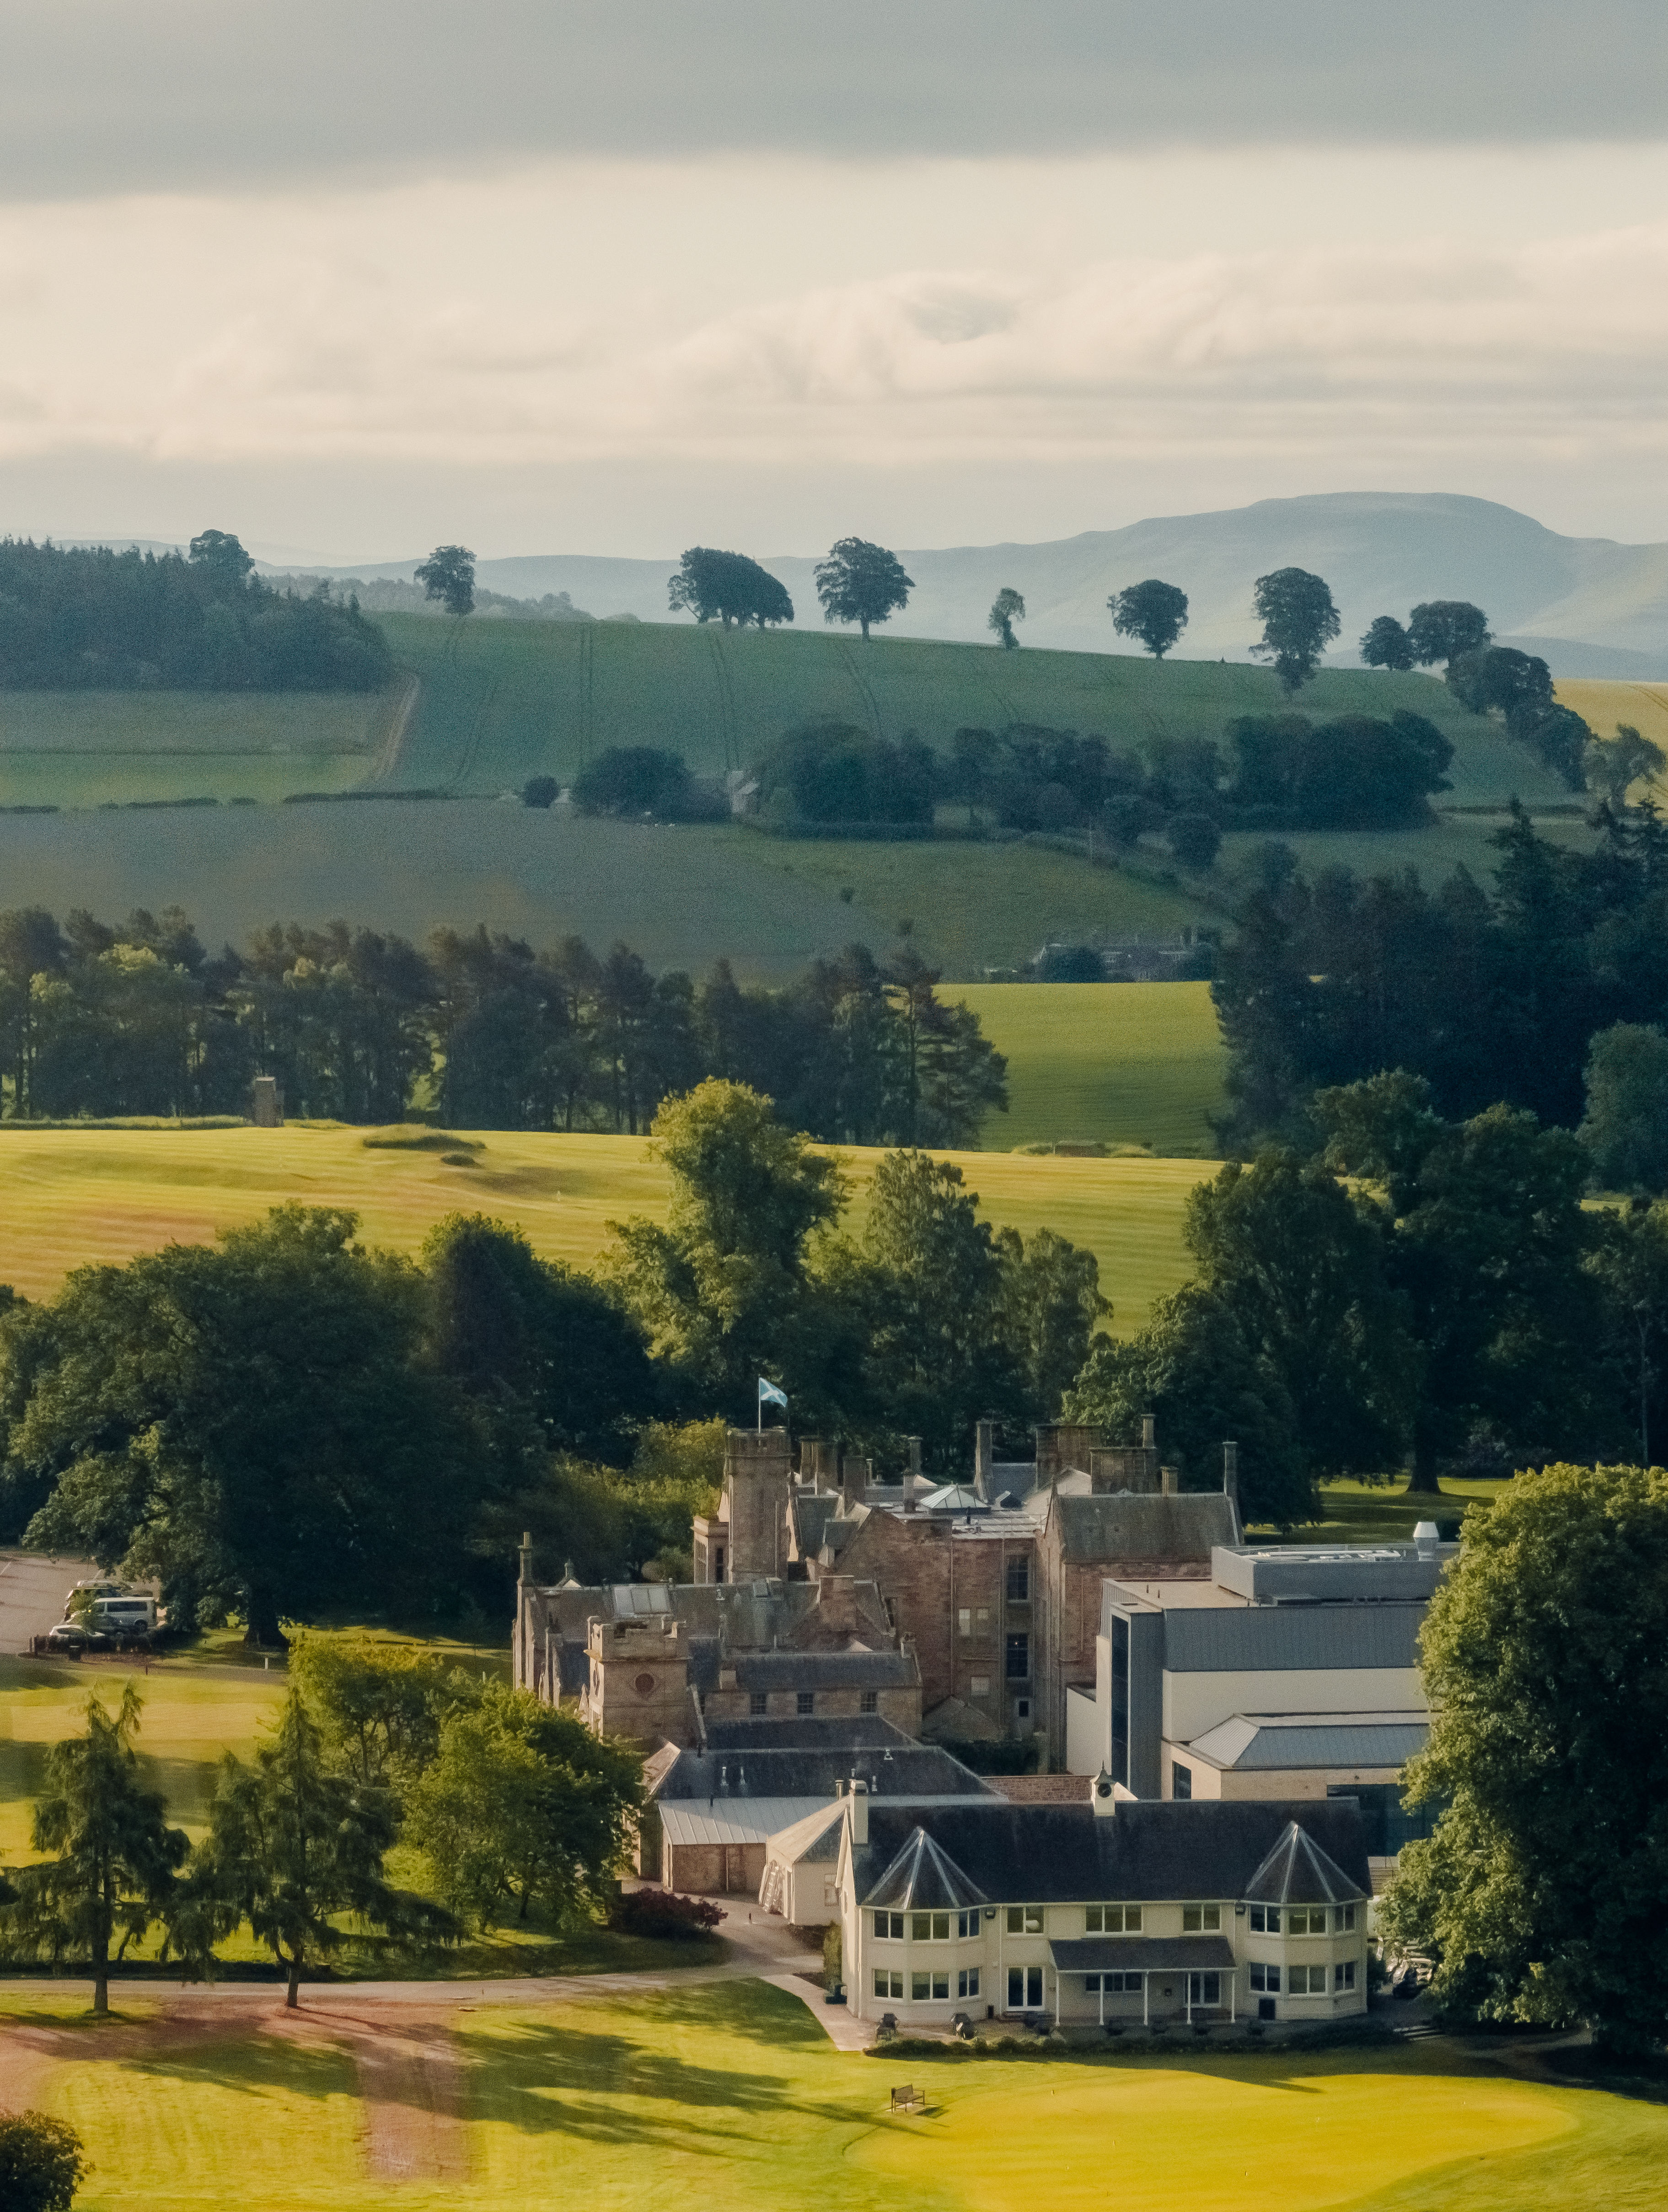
[255,493,1668,674]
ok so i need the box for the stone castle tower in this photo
[692,1428,792,1584]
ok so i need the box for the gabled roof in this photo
[865,1826,990,1912]
[918,1484,987,1514]
[764,1802,847,1867]
[1243,1819,1366,1906]
[1052,1491,1237,1565]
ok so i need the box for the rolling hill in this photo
[285,491,1668,671]
[376,612,1555,797]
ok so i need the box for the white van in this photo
[86,1595,159,1636]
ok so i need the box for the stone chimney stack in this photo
[846,1455,869,1507]
[848,1776,869,1846]
[974,1420,993,1501]
[1142,1413,1156,1451]
[1223,1440,1239,1502]
[517,1530,534,1586]
[1160,1466,1179,1496]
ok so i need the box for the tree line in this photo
[0,1090,1110,1635]
[0,904,1006,1145]
[0,1649,644,2013]
[0,532,393,692]
[1214,801,1668,1141]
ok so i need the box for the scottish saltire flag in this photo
[758,1377,788,1409]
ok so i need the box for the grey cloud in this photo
[3,0,1666,198]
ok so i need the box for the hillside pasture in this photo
[0,1123,1212,1334]
[4,1979,1663,2212]
[950,981,1227,1155]
[0,687,401,808]
[376,614,1504,795]
[0,806,1212,981]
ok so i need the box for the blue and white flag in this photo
[758,1376,788,1409]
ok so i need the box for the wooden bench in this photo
[890,2084,927,2114]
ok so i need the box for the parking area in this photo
[0,1549,104,1652]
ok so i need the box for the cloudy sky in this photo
[6,0,1668,560]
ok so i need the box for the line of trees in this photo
[0,533,393,691]
[0,1087,1111,1629]
[0,1655,643,2010]
[0,904,1007,1146]
[1213,801,1668,1141]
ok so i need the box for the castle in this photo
[513,1419,1241,1766]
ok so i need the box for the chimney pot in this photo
[1160,1465,1179,1496]
[848,1777,869,1845]
[1142,1414,1156,1451]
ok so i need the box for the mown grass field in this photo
[0,1123,1213,1334]
[0,688,399,808]
[6,1980,1666,2212]
[951,981,1226,1154]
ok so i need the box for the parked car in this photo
[44,1621,89,1655]
[1393,1967,1422,2000]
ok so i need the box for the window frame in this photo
[860,1689,878,1715]
[1005,1633,1030,1682]
[748,1691,767,1716]
[1181,1904,1221,1933]
[1005,1904,1044,1934]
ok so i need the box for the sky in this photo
[6,0,1668,562]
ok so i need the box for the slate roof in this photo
[702,1714,919,1755]
[1242,1820,1366,1907]
[847,1799,1370,1910]
[527,1573,892,1655]
[865,1827,991,1911]
[789,1491,846,1557]
[1050,1936,1236,1974]
[728,1647,918,1692]
[1053,1492,1237,1565]
[651,1739,992,1803]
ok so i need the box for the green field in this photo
[4,1979,1664,2212]
[375,614,1552,797]
[0,1122,1212,1334]
[952,981,1226,1153]
[0,687,404,807]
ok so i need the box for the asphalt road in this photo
[0,1549,102,1650]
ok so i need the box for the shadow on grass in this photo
[120,2030,359,2105]
[457,1987,855,2152]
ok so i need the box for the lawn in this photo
[0,1123,1213,1335]
[950,981,1226,1154]
[5,1981,1666,2212]
[0,1652,288,1861]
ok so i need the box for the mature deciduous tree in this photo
[1358,614,1415,671]
[1317,1072,1608,1489]
[987,587,1025,650]
[12,1206,479,1644]
[0,1686,187,2015]
[406,1681,642,1929]
[1405,599,1490,669]
[1067,1285,1309,1528]
[1586,722,1666,808]
[607,1080,846,1413]
[814,537,913,641]
[415,544,476,616]
[187,528,255,596]
[1381,1463,1668,2054]
[1250,567,1340,692]
[668,547,793,628]
[1109,578,1189,659]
